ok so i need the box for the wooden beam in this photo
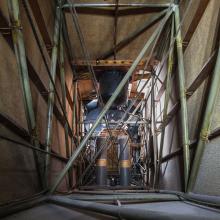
[183,0,210,51]
[209,127,220,140]
[28,0,52,51]
[133,73,151,81]
[72,59,158,72]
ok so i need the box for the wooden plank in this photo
[155,83,165,101]
[154,0,210,100]
[77,72,150,81]
[133,73,151,81]
[129,92,145,99]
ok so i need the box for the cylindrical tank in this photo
[96,137,107,186]
[118,136,130,186]
[99,70,128,106]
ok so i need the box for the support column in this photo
[96,137,107,186]
[119,136,130,186]
[7,0,44,188]
[156,16,174,187]
[59,23,73,188]
[45,5,61,187]
[188,46,220,192]
[174,5,190,191]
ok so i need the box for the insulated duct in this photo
[99,70,128,106]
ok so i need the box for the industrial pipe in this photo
[96,137,108,186]
[156,16,175,186]
[0,195,47,218]
[49,9,172,194]
[7,0,44,188]
[59,22,73,188]
[49,196,173,220]
[72,81,78,139]
[68,192,179,202]
[119,136,130,186]
[49,195,205,220]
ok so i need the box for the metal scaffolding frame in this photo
[1,1,220,212]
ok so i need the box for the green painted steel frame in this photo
[7,0,45,188]
[174,5,190,191]
[45,4,62,188]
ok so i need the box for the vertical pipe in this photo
[96,137,107,186]
[77,97,81,143]
[59,24,70,160]
[174,5,190,191]
[188,46,220,192]
[50,10,172,193]
[119,136,130,186]
[7,0,44,188]
[72,81,77,136]
[45,5,61,187]
[98,9,168,60]
[71,80,78,158]
[59,22,73,188]
[156,16,174,186]
[151,75,159,188]
[144,100,150,186]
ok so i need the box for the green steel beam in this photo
[59,22,73,188]
[7,0,45,188]
[188,45,220,192]
[156,16,175,186]
[174,5,190,191]
[45,5,61,188]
